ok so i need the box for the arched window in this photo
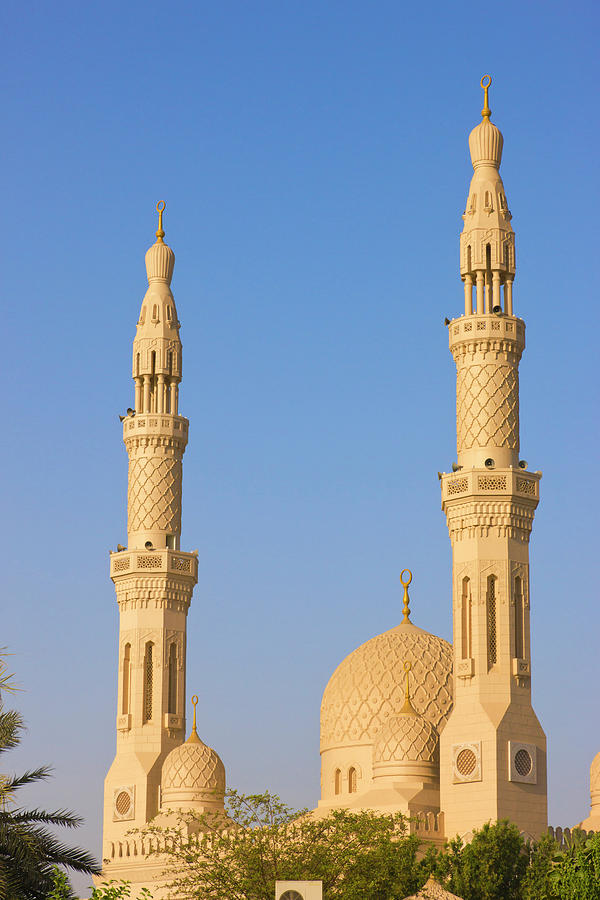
[166,305,172,321]
[167,351,173,375]
[139,306,146,325]
[348,767,357,794]
[135,353,140,377]
[334,769,341,795]
[152,304,159,322]
[167,643,177,714]
[143,642,154,723]
[484,190,493,210]
[150,351,156,375]
[469,194,476,213]
[461,577,472,660]
[514,576,524,659]
[486,576,497,669]
[466,245,472,272]
[122,643,131,715]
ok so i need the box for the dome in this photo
[320,620,453,752]
[161,732,225,809]
[590,751,600,798]
[373,711,439,765]
[145,240,175,284]
[469,116,503,169]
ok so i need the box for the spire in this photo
[186,694,201,744]
[399,661,417,716]
[155,200,165,243]
[400,569,412,624]
[481,74,492,119]
[145,201,175,284]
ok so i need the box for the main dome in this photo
[320,620,453,751]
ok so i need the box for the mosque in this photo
[96,78,599,889]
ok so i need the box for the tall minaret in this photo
[438,79,547,840]
[101,203,198,862]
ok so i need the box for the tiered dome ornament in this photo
[319,570,452,811]
[372,661,440,783]
[161,696,225,813]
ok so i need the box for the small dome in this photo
[320,620,453,752]
[469,116,503,169]
[161,734,225,809]
[373,712,439,764]
[145,240,175,284]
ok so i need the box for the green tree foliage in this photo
[0,653,100,900]
[548,831,600,900]
[431,821,530,900]
[89,879,153,900]
[146,789,429,900]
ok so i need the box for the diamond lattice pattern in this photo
[162,743,225,792]
[373,714,439,763]
[320,626,453,751]
[128,456,182,534]
[457,364,519,451]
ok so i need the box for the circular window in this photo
[514,748,532,776]
[280,893,304,900]
[456,748,477,776]
[115,791,131,816]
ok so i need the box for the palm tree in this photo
[0,654,100,900]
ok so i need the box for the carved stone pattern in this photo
[456,363,519,451]
[478,475,507,490]
[128,455,182,534]
[171,556,191,572]
[447,477,468,495]
[373,714,439,763]
[137,554,163,568]
[320,626,453,751]
[517,477,536,495]
[445,500,536,541]
[162,742,225,792]
[113,557,130,571]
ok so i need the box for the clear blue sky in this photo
[3,0,599,892]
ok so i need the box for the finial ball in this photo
[400,569,413,587]
[481,74,492,89]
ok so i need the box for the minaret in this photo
[438,79,547,840]
[101,203,198,863]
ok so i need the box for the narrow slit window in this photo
[514,576,524,659]
[334,769,341,795]
[348,767,357,794]
[487,576,497,669]
[167,643,177,714]
[122,643,131,715]
[143,642,154,723]
[461,577,472,659]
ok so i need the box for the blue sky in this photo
[2,0,599,891]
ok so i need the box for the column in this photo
[464,275,473,316]
[505,278,513,315]
[476,272,484,314]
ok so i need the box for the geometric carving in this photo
[447,477,468,495]
[113,785,135,821]
[456,363,519,452]
[320,625,453,751]
[508,741,537,784]
[127,455,182,535]
[452,742,482,783]
[516,477,535,495]
[171,556,191,572]
[478,475,507,490]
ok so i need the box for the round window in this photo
[115,791,131,816]
[514,748,532,776]
[280,892,304,900]
[456,748,477,777]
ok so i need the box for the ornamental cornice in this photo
[448,315,525,357]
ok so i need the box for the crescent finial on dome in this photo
[155,200,166,243]
[400,661,418,716]
[186,694,201,744]
[481,74,492,119]
[400,569,412,624]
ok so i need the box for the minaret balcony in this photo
[122,413,188,442]
[109,547,198,582]
[448,314,525,354]
[440,468,540,507]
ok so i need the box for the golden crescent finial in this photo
[155,200,166,243]
[480,74,492,119]
[186,693,199,741]
[400,660,417,715]
[400,569,412,623]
